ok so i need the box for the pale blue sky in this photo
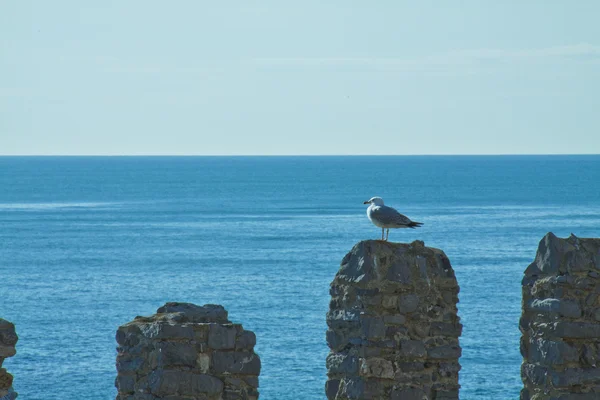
[1,1,599,155]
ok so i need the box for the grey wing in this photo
[371,205,413,226]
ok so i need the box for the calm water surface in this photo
[1,156,599,399]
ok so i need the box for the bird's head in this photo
[363,197,384,206]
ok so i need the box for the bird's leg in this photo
[386,229,389,241]
[381,228,384,241]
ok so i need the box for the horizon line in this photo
[1,153,599,157]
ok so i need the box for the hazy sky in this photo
[2,1,599,155]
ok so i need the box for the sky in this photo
[1,1,599,155]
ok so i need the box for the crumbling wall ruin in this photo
[0,319,18,400]
[521,233,600,400]
[115,302,260,400]
[326,240,462,400]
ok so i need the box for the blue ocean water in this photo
[1,155,599,400]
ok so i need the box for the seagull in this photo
[363,196,423,241]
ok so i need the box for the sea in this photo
[1,155,599,400]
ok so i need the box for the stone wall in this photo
[326,240,462,400]
[0,319,18,400]
[521,233,600,400]
[115,302,260,400]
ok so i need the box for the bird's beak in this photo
[363,201,370,204]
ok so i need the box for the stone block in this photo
[529,298,582,318]
[427,345,462,360]
[387,258,411,283]
[554,322,600,339]
[438,362,461,375]
[533,232,567,275]
[235,331,256,350]
[409,324,430,339]
[399,340,427,359]
[521,233,600,398]
[527,338,579,365]
[0,369,13,391]
[396,362,425,372]
[115,374,135,394]
[115,303,260,399]
[326,309,360,330]
[196,353,210,373]
[326,329,350,352]
[325,379,340,400]
[391,387,427,400]
[522,363,547,386]
[433,388,460,399]
[581,343,599,367]
[362,294,382,307]
[337,242,377,285]
[208,324,237,350]
[394,371,432,385]
[336,377,365,399]
[211,351,261,375]
[549,367,600,388]
[359,357,395,379]
[0,347,14,361]
[0,320,17,361]
[398,294,420,313]
[148,370,224,396]
[115,354,145,372]
[336,377,383,399]
[115,325,142,347]
[193,325,210,343]
[139,322,195,340]
[0,321,17,341]
[360,316,386,338]
[384,314,406,326]
[154,342,197,367]
[326,352,359,375]
[156,302,229,323]
[429,322,462,337]
[243,376,259,388]
[382,295,399,309]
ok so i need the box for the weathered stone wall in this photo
[326,240,462,400]
[521,233,600,400]
[115,302,260,400]
[0,319,18,400]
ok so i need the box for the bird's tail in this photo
[408,221,423,228]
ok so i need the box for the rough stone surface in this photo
[521,233,600,400]
[115,302,260,400]
[0,319,17,400]
[326,240,461,399]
